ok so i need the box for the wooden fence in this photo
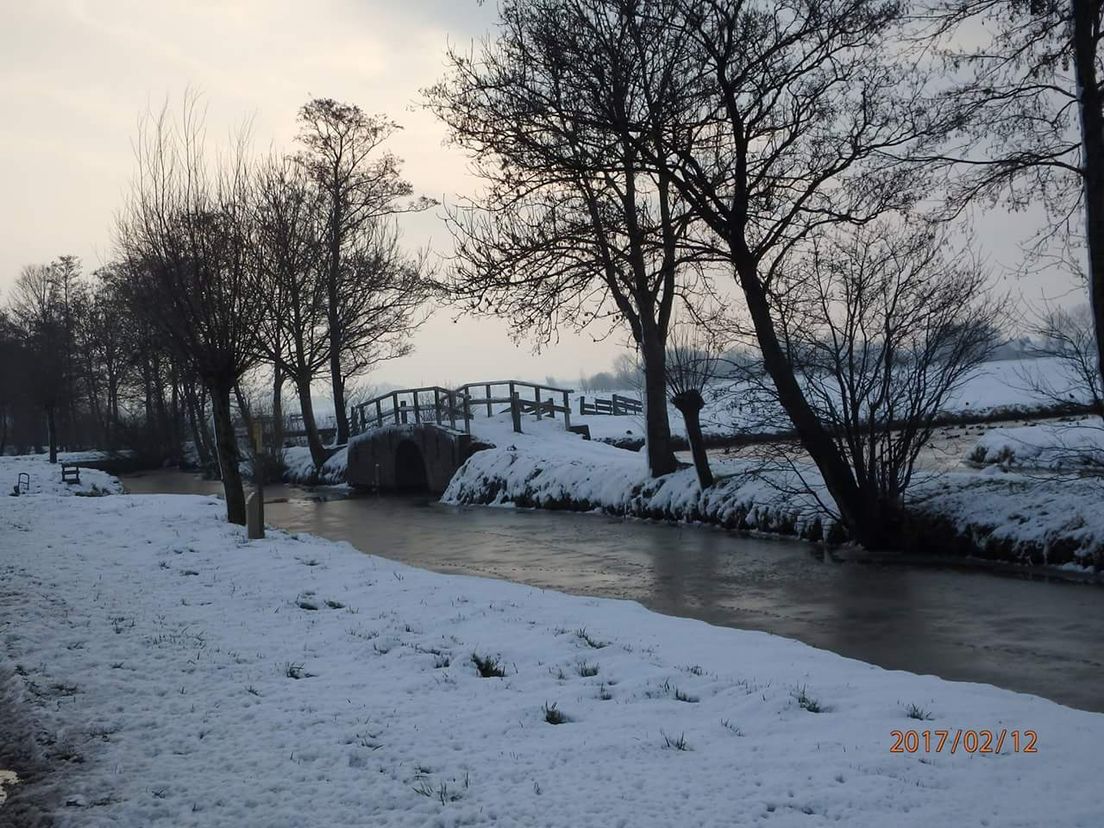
[577,393,643,416]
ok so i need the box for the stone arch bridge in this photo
[345,381,582,494]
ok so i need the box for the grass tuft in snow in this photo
[543,702,567,725]
[721,718,743,735]
[575,628,608,649]
[471,652,506,678]
[794,685,822,713]
[413,780,463,805]
[283,662,313,680]
[663,680,699,703]
[906,703,934,721]
[576,661,599,678]
[662,731,690,751]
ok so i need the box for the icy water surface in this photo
[123,470,1104,712]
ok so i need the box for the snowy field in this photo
[570,356,1094,443]
[2,478,1103,826]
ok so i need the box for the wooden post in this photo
[393,393,401,424]
[462,392,471,434]
[563,390,571,430]
[510,391,522,433]
[485,383,493,417]
[246,490,264,540]
[433,388,441,425]
[534,386,542,420]
[375,399,382,428]
[413,391,421,423]
[399,401,408,424]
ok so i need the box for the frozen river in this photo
[122,470,1104,712]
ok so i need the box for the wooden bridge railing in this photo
[350,380,575,436]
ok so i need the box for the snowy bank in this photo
[444,418,834,541]
[968,419,1104,471]
[2,493,1102,826]
[0,453,124,498]
[444,421,1104,570]
[908,470,1104,569]
[281,445,348,486]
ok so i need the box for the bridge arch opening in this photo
[394,440,429,492]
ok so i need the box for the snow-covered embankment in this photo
[2,473,1103,825]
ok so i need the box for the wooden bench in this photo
[61,463,81,484]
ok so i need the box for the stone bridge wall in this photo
[345,424,477,494]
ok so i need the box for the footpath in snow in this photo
[1,460,1102,826]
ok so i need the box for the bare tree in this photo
[1027,304,1103,416]
[295,98,433,445]
[9,263,74,462]
[666,327,720,487]
[920,0,1104,410]
[754,219,1002,527]
[612,0,950,546]
[427,0,705,477]
[249,156,332,468]
[116,100,263,525]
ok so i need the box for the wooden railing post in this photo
[462,391,471,434]
[375,399,382,428]
[413,390,421,423]
[485,383,493,417]
[433,388,441,425]
[534,386,542,420]
[563,390,571,430]
[393,393,401,424]
[510,390,522,433]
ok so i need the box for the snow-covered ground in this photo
[0,453,124,497]
[968,419,1104,471]
[2,479,1103,826]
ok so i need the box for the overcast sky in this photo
[0,1,1088,388]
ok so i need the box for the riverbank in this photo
[442,418,1104,572]
[3,481,1103,825]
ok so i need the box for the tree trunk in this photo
[326,196,351,446]
[46,404,58,464]
[639,332,678,477]
[272,364,285,455]
[673,392,713,488]
[1073,0,1104,414]
[234,382,255,443]
[737,263,896,548]
[185,386,212,468]
[209,383,246,525]
[296,377,329,470]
